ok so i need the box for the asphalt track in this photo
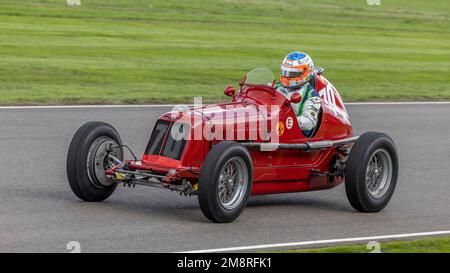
[0,103,449,252]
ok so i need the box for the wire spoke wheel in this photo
[345,131,398,213]
[198,141,253,223]
[217,157,248,210]
[365,148,393,199]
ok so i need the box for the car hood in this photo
[165,101,268,141]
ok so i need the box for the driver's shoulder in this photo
[276,85,291,98]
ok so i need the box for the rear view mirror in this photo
[290,93,302,104]
[224,85,236,97]
[314,67,325,75]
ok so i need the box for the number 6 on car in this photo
[67,68,398,223]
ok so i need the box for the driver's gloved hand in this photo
[298,97,321,132]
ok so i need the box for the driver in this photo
[276,51,321,137]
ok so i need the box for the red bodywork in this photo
[120,74,353,195]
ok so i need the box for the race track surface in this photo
[0,104,449,252]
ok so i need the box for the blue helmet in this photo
[280,51,314,88]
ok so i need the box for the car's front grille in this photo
[146,120,170,155]
[145,120,189,160]
[161,122,188,160]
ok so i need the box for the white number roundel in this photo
[286,117,294,129]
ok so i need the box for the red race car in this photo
[67,68,399,223]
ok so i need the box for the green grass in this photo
[271,236,450,253]
[0,0,449,105]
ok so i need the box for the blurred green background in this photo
[0,0,449,104]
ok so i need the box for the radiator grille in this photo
[146,120,170,155]
[162,122,188,160]
[145,120,189,160]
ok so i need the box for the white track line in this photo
[0,102,449,110]
[179,230,450,253]
[0,104,177,109]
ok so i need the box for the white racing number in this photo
[319,81,343,118]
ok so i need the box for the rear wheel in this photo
[345,131,398,212]
[198,141,253,223]
[67,122,123,202]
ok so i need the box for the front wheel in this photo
[345,131,399,212]
[198,141,253,223]
[67,121,123,202]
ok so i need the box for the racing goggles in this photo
[280,65,311,88]
[280,65,309,79]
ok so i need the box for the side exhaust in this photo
[242,136,359,151]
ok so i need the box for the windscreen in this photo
[244,67,275,86]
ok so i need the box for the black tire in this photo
[198,141,253,223]
[345,131,398,212]
[67,121,123,202]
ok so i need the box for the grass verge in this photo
[0,0,449,104]
[270,236,450,253]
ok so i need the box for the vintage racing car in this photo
[67,68,399,223]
